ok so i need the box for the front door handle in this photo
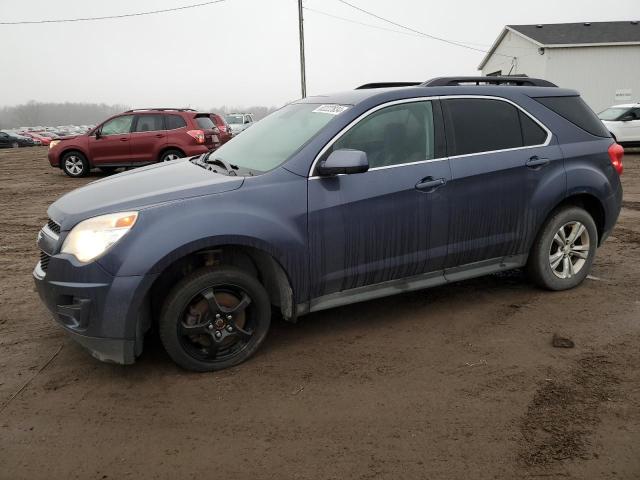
[526,156,550,168]
[415,177,446,192]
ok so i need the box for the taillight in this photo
[187,129,205,145]
[608,142,624,175]
[219,125,227,133]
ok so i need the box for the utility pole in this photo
[297,0,307,98]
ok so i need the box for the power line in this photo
[0,0,227,25]
[335,0,513,58]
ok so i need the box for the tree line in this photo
[0,101,281,129]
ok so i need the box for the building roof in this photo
[479,21,640,70]
[510,21,640,46]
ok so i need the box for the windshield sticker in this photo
[312,104,350,115]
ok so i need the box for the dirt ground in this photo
[0,147,639,480]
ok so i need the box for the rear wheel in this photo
[527,206,597,290]
[159,267,271,372]
[62,151,89,177]
[159,149,184,162]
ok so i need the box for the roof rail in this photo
[124,108,198,113]
[422,76,557,87]
[356,82,422,89]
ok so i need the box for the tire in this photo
[159,266,271,372]
[527,206,598,291]
[159,149,184,162]
[62,151,89,177]
[11,142,19,148]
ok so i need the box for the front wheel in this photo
[62,151,89,177]
[159,267,271,372]
[527,206,598,291]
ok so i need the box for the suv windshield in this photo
[214,103,345,172]
[598,107,630,121]
[225,115,244,124]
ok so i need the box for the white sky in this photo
[1,0,638,108]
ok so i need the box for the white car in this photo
[599,103,640,147]
[224,113,255,136]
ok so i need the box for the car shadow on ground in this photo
[128,269,533,374]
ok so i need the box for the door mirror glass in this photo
[317,149,369,176]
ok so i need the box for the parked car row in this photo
[0,130,40,148]
[47,109,236,177]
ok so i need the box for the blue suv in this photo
[34,77,624,372]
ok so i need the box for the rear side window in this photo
[195,116,215,130]
[165,115,186,130]
[535,96,609,137]
[442,99,523,156]
[133,114,164,132]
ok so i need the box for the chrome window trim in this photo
[308,94,552,179]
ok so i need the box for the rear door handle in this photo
[526,156,550,168]
[415,177,446,192]
[155,134,165,138]
[119,137,129,142]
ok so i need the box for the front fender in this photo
[97,167,310,301]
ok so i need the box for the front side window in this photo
[133,115,164,132]
[101,115,134,136]
[330,101,437,169]
[442,98,524,156]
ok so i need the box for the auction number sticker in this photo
[312,104,350,115]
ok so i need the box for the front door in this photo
[308,100,451,299]
[441,97,564,268]
[89,114,133,165]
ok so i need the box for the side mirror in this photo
[244,119,251,124]
[317,149,369,176]
[94,129,102,138]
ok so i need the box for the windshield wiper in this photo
[203,152,238,176]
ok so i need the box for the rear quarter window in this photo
[165,115,186,130]
[535,96,610,137]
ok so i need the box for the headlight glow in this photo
[61,212,138,263]
[49,140,60,149]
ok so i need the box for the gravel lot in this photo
[1,147,639,479]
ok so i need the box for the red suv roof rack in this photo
[124,108,198,113]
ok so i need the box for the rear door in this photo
[308,99,451,300]
[130,114,167,163]
[89,115,133,165]
[441,96,564,269]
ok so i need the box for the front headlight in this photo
[61,212,138,263]
[49,140,60,149]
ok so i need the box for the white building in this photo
[479,21,640,113]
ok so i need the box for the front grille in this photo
[40,250,51,271]
[47,219,61,235]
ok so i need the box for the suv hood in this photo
[49,159,244,229]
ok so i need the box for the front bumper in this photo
[33,255,155,365]
[47,149,60,167]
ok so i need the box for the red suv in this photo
[48,108,221,177]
